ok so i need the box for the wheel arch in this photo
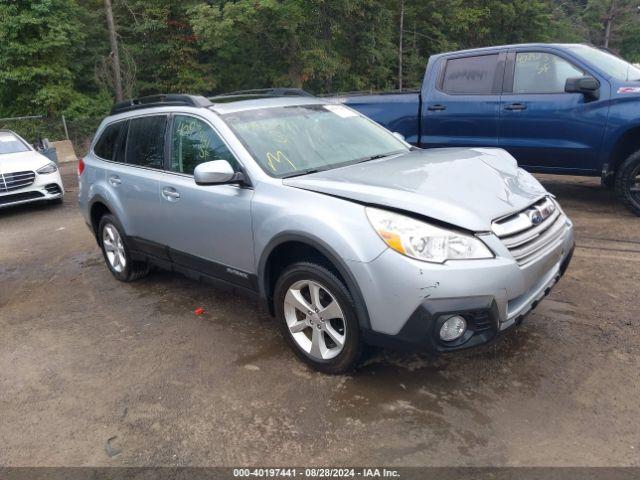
[89,195,113,243]
[258,232,372,330]
[609,124,640,176]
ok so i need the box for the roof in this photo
[209,96,327,115]
[433,43,588,58]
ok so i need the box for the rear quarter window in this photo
[442,54,499,94]
[94,122,122,160]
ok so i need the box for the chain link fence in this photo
[0,115,103,158]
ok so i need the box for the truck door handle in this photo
[162,187,180,201]
[108,176,122,186]
[427,104,447,111]
[504,102,527,111]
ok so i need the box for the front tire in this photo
[98,214,149,282]
[274,262,363,374]
[614,150,640,216]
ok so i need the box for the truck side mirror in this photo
[565,76,600,100]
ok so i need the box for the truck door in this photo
[421,52,506,148]
[498,49,609,174]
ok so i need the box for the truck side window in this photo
[513,52,583,94]
[170,115,238,175]
[442,54,499,94]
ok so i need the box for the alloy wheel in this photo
[102,224,127,273]
[283,279,346,361]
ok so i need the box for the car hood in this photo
[0,151,50,174]
[283,148,548,232]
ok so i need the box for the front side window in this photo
[0,131,30,155]
[442,54,499,94]
[171,115,238,175]
[125,115,167,169]
[513,52,583,94]
[223,104,408,178]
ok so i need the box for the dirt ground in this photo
[0,162,639,467]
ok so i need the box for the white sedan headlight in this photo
[37,162,58,174]
[366,207,493,263]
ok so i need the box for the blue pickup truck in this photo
[341,43,640,215]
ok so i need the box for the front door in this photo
[421,52,506,148]
[159,114,255,289]
[498,50,609,174]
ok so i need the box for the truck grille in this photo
[0,171,36,193]
[492,197,568,267]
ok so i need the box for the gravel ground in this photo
[0,162,639,467]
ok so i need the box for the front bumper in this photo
[351,218,575,353]
[0,170,64,209]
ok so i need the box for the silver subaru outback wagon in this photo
[78,93,574,373]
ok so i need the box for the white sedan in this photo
[0,129,64,208]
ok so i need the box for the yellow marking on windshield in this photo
[266,151,296,172]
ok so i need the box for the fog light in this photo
[439,315,467,342]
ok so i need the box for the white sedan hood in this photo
[0,151,51,174]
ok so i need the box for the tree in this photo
[0,0,87,116]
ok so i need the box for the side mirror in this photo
[565,75,600,100]
[194,160,244,185]
[392,132,406,142]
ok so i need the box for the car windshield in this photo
[567,45,640,81]
[222,104,409,178]
[0,131,30,154]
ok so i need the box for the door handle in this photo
[427,104,447,111]
[108,176,122,186]
[162,187,180,201]
[504,102,527,111]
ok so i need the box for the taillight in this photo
[77,158,85,176]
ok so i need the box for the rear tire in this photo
[614,150,640,216]
[98,214,150,282]
[274,262,363,374]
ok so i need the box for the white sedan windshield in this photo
[223,104,409,178]
[0,131,30,154]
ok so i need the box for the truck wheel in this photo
[98,214,150,282]
[274,262,363,374]
[614,150,640,216]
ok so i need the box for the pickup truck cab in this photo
[341,43,640,215]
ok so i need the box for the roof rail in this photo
[110,94,213,115]
[209,88,314,102]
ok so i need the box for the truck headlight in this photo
[37,162,58,174]
[366,207,493,263]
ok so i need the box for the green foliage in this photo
[1,0,639,143]
[0,0,91,116]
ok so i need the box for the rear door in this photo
[498,49,608,173]
[421,51,506,148]
[158,113,255,288]
[106,114,168,253]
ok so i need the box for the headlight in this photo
[366,207,493,263]
[37,162,58,174]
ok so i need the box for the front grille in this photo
[0,170,36,193]
[45,183,62,195]
[492,197,568,267]
[0,191,44,205]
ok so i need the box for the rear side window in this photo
[170,115,238,175]
[126,115,167,169]
[94,122,123,160]
[442,54,499,94]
